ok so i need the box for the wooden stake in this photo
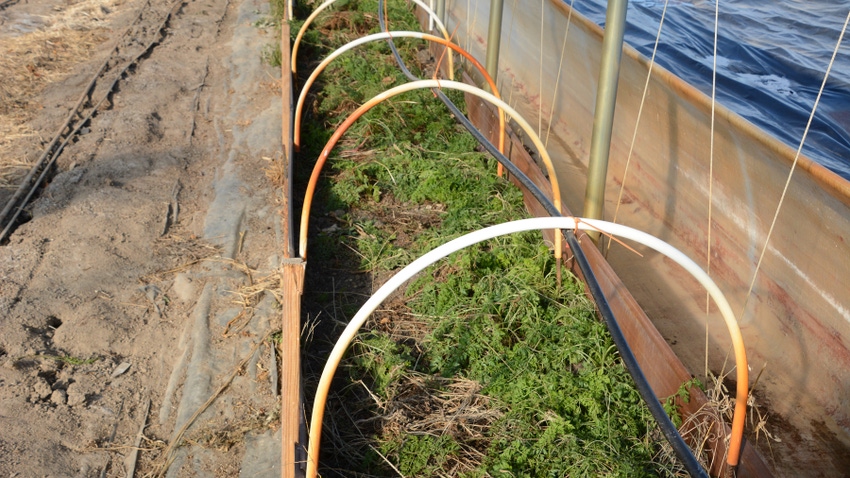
[281,259,306,478]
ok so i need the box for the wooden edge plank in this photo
[463,85,773,478]
[281,18,305,478]
[281,260,306,478]
[281,21,295,260]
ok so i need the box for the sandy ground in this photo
[0,0,286,475]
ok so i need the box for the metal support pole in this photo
[583,0,629,237]
[485,0,504,91]
[436,0,445,25]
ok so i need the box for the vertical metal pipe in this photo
[485,0,505,91]
[583,0,629,232]
[436,0,446,25]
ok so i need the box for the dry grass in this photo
[325,374,502,478]
[149,329,280,477]
[667,397,723,474]
[147,232,282,336]
[318,11,377,40]
[0,0,121,187]
[146,233,221,276]
[0,123,36,186]
[223,269,283,337]
[658,365,780,475]
[182,400,280,452]
[262,152,287,187]
[378,374,501,472]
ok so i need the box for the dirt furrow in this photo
[0,0,285,475]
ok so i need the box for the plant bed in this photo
[285,0,697,476]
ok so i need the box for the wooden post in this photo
[281,259,306,478]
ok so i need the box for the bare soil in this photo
[0,0,286,475]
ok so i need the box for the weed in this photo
[261,43,283,67]
[44,354,100,366]
[664,378,703,428]
[382,434,461,476]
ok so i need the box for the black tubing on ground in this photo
[375,4,554,215]
[564,234,710,478]
[375,3,709,476]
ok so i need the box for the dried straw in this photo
[0,0,120,186]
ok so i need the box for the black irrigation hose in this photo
[0,0,19,11]
[375,4,551,216]
[376,2,710,476]
[566,232,710,478]
[0,0,183,243]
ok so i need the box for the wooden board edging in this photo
[280,19,307,478]
[280,259,306,478]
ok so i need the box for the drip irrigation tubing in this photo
[291,0,453,77]
[0,0,19,11]
[297,80,563,262]
[376,4,745,471]
[376,0,508,173]
[304,217,749,478]
[292,31,505,157]
[0,0,184,243]
[565,228,713,478]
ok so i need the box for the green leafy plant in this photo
[663,378,703,428]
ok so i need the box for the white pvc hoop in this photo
[291,0,453,75]
[305,216,747,477]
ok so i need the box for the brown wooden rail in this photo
[280,19,308,478]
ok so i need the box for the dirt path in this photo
[0,0,286,475]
